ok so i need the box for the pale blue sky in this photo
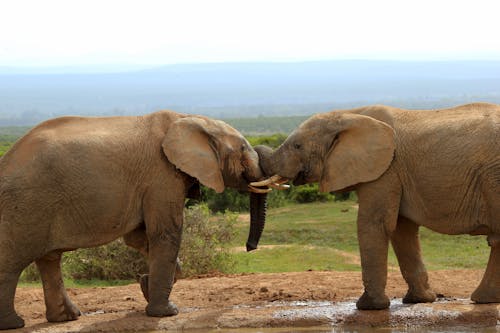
[1,0,499,67]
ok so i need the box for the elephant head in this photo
[254,112,396,192]
[162,115,268,251]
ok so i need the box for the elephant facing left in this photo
[0,110,269,330]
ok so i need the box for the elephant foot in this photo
[146,300,178,317]
[471,286,500,303]
[403,288,436,304]
[356,291,390,310]
[46,299,81,322]
[139,262,181,302]
[0,312,25,330]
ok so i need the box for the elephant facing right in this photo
[254,102,500,310]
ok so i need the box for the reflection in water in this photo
[146,299,500,333]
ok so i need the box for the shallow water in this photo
[145,299,500,333]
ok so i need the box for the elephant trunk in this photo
[246,145,273,251]
[246,192,268,251]
[254,145,276,176]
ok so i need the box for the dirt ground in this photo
[12,270,500,332]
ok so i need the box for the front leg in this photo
[143,199,184,317]
[355,182,400,310]
[356,213,391,310]
[123,227,182,302]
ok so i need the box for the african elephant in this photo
[0,110,269,330]
[254,103,500,310]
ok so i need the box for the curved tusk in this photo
[269,183,290,190]
[250,175,285,187]
[274,178,290,185]
[248,185,272,194]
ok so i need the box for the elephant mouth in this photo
[293,171,307,186]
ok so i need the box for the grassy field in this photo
[230,201,490,273]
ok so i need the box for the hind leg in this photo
[391,217,436,303]
[0,269,25,330]
[36,251,81,322]
[471,234,500,303]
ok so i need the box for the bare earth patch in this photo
[14,270,499,332]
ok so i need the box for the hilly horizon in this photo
[1,60,499,126]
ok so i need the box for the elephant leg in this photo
[143,200,183,317]
[471,234,500,303]
[355,182,401,310]
[123,227,182,302]
[36,251,81,322]
[356,218,391,310]
[123,226,149,256]
[0,269,24,330]
[390,217,436,304]
[138,259,182,303]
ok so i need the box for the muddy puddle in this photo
[112,299,500,333]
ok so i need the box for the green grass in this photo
[231,201,490,274]
[233,245,360,273]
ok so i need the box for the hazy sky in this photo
[1,0,499,67]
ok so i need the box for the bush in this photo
[20,263,40,282]
[179,204,237,276]
[202,187,249,212]
[20,204,237,282]
[201,184,293,213]
[247,133,287,148]
[20,241,147,282]
[291,184,333,203]
[332,191,356,202]
[63,239,148,280]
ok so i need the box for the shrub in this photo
[20,263,40,282]
[179,204,237,276]
[291,184,333,203]
[63,239,148,280]
[247,133,287,148]
[202,187,249,212]
[332,191,356,202]
[20,242,147,282]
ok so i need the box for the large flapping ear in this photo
[162,117,225,193]
[320,114,395,192]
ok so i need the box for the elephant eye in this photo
[294,143,302,150]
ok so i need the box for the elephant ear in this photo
[319,114,395,192]
[162,117,225,193]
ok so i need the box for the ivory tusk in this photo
[269,183,290,190]
[248,185,272,194]
[250,175,284,187]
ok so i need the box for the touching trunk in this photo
[246,192,268,251]
[254,145,276,176]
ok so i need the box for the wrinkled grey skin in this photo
[257,103,500,310]
[0,111,266,330]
